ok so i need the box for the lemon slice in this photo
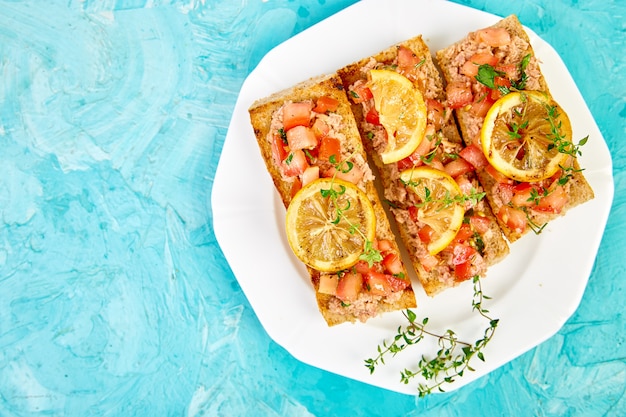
[285,178,376,272]
[368,69,427,164]
[399,167,465,255]
[481,91,572,182]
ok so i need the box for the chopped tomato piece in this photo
[282,102,312,131]
[444,158,475,178]
[408,205,419,223]
[469,215,491,235]
[311,118,330,139]
[496,182,515,205]
[301,166,320,187]
[286,125,317,151]
[271,134,288,166]
[490,76,512,100]
[469,90,496,117]
[376,239,394,253]
[455,260,477,282]
[282,149,309,177]
[446,81,473,109]
[396,126,437,170]
[495,64,518,80]
[313,96,339,114]
[365,107,380,125]
[420,253,439,272]
[336,271,363,302]
[456,174,474,196]
[349,83,373,104]
[485,164,514,184]
[318,274,338,295]
[318,136,342,162]
[460,52,499,77]
[418,224,434,244]
[354,260,371,275]
[397,45,423,79]
[426,99,445,131]
[459,144,489,169]
[511,183,539,207]
[290,177,302,198]
[534,185,568,214]
[365,271,408,296]
[475,27,511,47]
[449,242,478,266]
[382,253,404,275]
[331,162,364,185]
[451,223,474,245]
[497,206,527,233]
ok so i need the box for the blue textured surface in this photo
[0,0,624,416]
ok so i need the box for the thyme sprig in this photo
[365,276,499,396]
[401,180,486,210]
[321,154,382,267]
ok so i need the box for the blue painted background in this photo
[0,0,624,416]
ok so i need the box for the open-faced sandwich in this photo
[248,73,416,326]
[338,35,509,296]
[436,15,594,242]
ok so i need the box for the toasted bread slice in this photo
[338,36,509,296]
[249,73,416,326]
[436,15,594,242]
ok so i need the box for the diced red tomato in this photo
[376,239,394,253]
[451,223,474,245]
[444,158,475,178]
[301,166,320,187]
[282,102,312,131]
[364,271,409,296]
[318,136,342,162]
[469,215,491,235]
[408,205,419,223]
[318,274,338,295]
[290,177,302,198]
[460,52,499,77]
[475,27,511,47]
[490,76,512,100]
[456,174,474,196]
[331,162,364,185]
[459,144,489,169]
[497,182,515,205]
[282,149,309,177]
[354,260,371,275]
[397,45,423,79]
[495,64,518,81]
[449,242,478,266]
[424,157,445,171]
[420,253,439,272]
[446,81,473,109]
[365,107,380,125]
[418,224,434,244]
[511,183,539,207]
[350,83,373,104]
[286,125,317,151]
[336,271,363,302]
[485,164,514,184]
[470,91,496,117]
[397,127,437,170]
[312,96,339,114]
[455,260,477,282]
[271,134,288,166]
[382,253,404,275]
[311,118,330,139]
[426,99,445,131]
[534,185,568,214]
[497,205,527,233]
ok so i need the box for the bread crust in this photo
[338,36,509,296]
[435,15,594,242]
[249,73,416,326]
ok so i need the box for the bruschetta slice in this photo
[248,73,416,325]
[338,36,509,296]
[436,15,594,242]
